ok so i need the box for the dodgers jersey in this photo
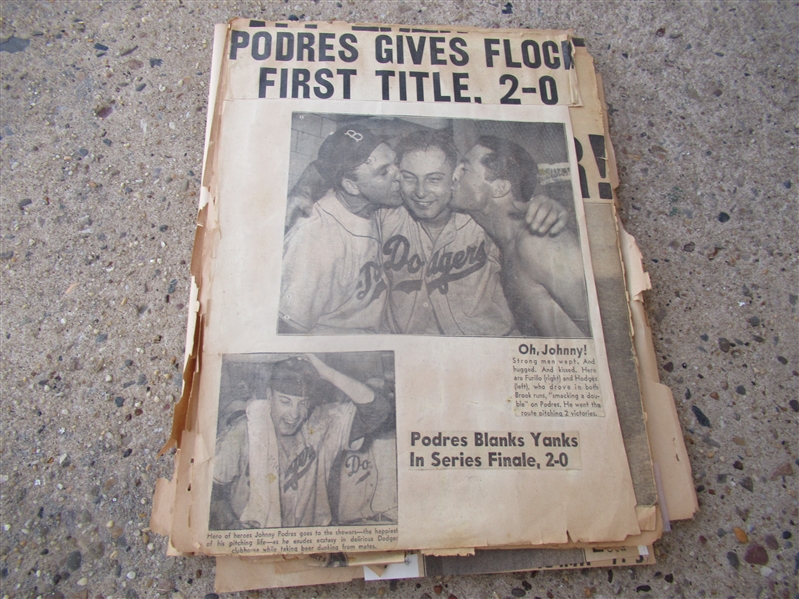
[378,208,515,336]
[214,400,357,528]
[279,191,388,334]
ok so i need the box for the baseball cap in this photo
[315,126,383,183]
[269,357,317,399]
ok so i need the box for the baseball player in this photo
[278,126,402,335]
[211,355,391,528]
[379,129,516,336]
[451,136,591,336]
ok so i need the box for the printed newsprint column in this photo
[165,20,644,557]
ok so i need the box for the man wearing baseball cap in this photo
[211,354,391,528]
[279,125,402,334]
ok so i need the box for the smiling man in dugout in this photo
[451,135,591,337]
[378,129,517,336]
[380,129,575,336]
[281,124,580,336]
[278,126,402,335]
[211,355,391,529]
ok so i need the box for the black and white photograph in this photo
[278,113,592,338]
[209,351,397,530]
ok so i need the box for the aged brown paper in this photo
[215,555,363,592]
[152,21,695,582]
[214,545,652,592]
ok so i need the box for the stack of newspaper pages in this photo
[150,19,698,593]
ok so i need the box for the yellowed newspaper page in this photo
[161,19,643,558]
[567,41,696,524]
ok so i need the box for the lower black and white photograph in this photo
[209,351,397,530]
[278,113,592,338]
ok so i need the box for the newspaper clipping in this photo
[169,20,646,557]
